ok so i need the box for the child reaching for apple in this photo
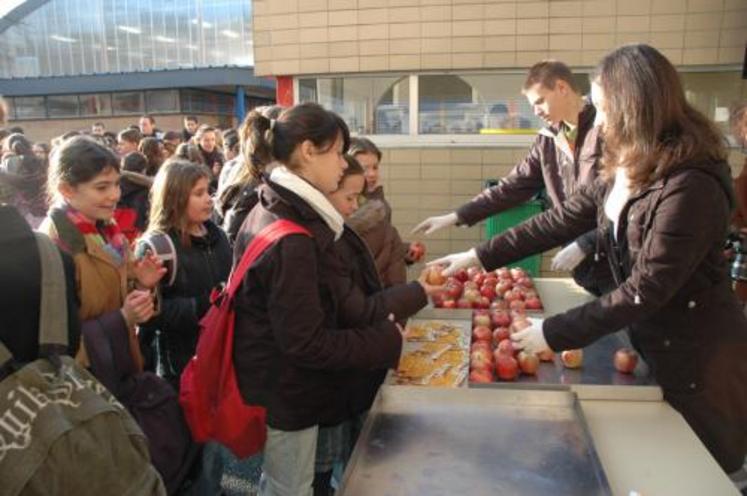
[312,154,444,494]
[347,137,426,288]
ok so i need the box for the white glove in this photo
[511,317,550,355]
[411,212,459,235]
[551,242,586,272]
[428,248,482,277]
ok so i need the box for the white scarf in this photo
[604,167,632,240]
[270,166,344,240]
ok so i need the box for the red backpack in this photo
[179,219,311,458]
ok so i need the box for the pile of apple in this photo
[428,266,543,312]
[468,311,586,383]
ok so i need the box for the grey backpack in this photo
[0,233,166,496]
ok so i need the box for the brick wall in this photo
[252,0,747,76]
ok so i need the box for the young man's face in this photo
[524,81,571,127]
[185,119,198,134]
[92,124,104,136]
[139,117,154,135]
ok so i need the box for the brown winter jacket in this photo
[347,186,408,288]
[476,159,747,472]
[232,180,403,431]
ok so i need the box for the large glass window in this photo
[298,76,410,135]
[47,95,80,117]
[419,74,543,135]
[13,97,46,119]
[0,0,253,79]
[146,90,179,113]
[180,89,234,115]
[681,71,747,139]
[79,93,112,116]
[112,92,144,115]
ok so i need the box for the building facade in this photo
[252,0,747,275]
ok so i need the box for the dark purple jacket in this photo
[232,180,403,430]
[476,159,747,472]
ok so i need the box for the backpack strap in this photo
[135,231,179,287]
[0,232,69,366]
[226,220,311,298]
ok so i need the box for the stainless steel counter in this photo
[338,386,611,496]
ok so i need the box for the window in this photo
[146,90,179,113]
[13,96,46,119]
[298,76,410,135]
[681,71,747,139]
[79,94,112,116]
[47,95,80,117]
[112,92,145,115]
[180,89,234,115]
[418,74,542,135]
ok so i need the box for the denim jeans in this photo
[259,425,319,496]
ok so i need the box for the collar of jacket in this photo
[169,219,224,249]
[47,206,125,269]
[364,185,385,200]
[258,179,336,250]
[537,102,596,161]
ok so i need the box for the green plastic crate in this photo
[484,187,544,277]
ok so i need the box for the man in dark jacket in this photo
[413,60,614,295]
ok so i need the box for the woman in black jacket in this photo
[233,103,404,496]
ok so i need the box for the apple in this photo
[467,267,483,280]
[493,326,510,343]
[515,276,534,289]
[472,272,486,287]
[472,325,493,343]
[442,299,456,309]
[469,368,494,383]
[490,299,509,311]
[525,297,543,310]
[471,348,494,370]
[445,281,463,300]
[473,314,491,328]
[431,291,446,308]
[457,298,472,309]
[425,266,447,286]
[471,340,492,353]
[517,351,540,375]
[509,267,526,280]
[480,285,497,301]
[491,310,512,328]
[495,280,513,297]
[509,300,526,313]
[495,339,516,356]
[454,268,469,283]
[504,289,525,302]
[474,296,491,309]
[409,241,426,262]
[495,267,510,279]
[614,348,639,374]
[463,288,481,303]
[523,289,538,299]
[536,349,554,362]
[495,354,519,381]
[463,281,478,291]
[561,349,584,369]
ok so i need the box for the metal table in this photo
[338,386,611,496]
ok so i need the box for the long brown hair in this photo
[594,44,727,190]
[146,160,210,246]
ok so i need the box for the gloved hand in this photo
[428,248,482,277]
[510,317,550,355]
[551,242,586,272]
[411,212,459,235]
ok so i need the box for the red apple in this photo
[445,281,463,300]
[561,349,584,369]
[490,300,509,311]
[504,289,525,302]
[431,291,446,308]
[442,299,456,309]
[495,267,510,279]
[463,288,481,303]
[515,276,534,289]
[483,276,498,288]
[525,297,543,310]
[472,325,493,343]
[454,268,469,283]
[467,267,483,280]
[517,351,540,375]
[425,266,447,286]
[537,349,555,362]
[509,267,526,280]
[471,340,491,353]
[614,348,639,374]
[469,368,494,383]
[473,314,491,328]
[480,285,497,301]
[409,241,426,262]
[495,354,519,381]
[495,339,516,356]
[495,280,513,297]
[509,300,526,313]
[493,326,510,343]
[474,296,491,309]
[471,348,494,370]
[472,272,486,287]
[463,281,478,291]
[490,310,512,328]
[457,298,472,309]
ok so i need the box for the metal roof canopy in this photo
[0,0,50,34]
[0,66,275,97]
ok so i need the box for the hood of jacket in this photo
[346,199,388,235]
